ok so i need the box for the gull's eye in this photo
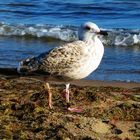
[84,25,91,30]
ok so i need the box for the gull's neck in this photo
[83,35,97,45]
[78,30,98,44]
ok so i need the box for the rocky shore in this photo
[0,76,140,140]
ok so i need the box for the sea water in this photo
[0,0,140,82]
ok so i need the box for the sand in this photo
[0,76,140,140]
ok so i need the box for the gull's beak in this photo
[98,30,108,36]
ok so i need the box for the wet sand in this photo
[0,76,140,140]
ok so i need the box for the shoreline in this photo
[2,73,140,88]
[0,67,140,89]
[49,79,140,89]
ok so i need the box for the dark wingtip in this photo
[0,68,19,76]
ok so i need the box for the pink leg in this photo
[65,83,70,103]
[44,82,52,109]
[62,83,83,113]
[68,107,83,113]
[62,83,70,103]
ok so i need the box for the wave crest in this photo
[0,22,140,46]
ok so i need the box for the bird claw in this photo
[68,107,83,113]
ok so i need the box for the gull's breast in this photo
[65,43,104,80]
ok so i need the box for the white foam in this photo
[133,34,140,44]
[0,22,140,46]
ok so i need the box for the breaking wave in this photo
[0,22,140,47]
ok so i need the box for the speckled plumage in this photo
[18,22,104,82]
[39,41,91,78]
[18,22,105,111]
[18,39,103,81]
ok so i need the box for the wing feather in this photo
[38,41,87,75]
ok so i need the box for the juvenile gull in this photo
[18,22,105,112]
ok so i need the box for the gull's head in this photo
[78,22,100,41]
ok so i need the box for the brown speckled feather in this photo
[38,41,87,76]
[18,22,104,82]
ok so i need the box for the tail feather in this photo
[17,57,39,74]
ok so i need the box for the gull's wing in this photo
[18,41,87,76]
[39,41,87,75]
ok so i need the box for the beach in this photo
[0,75,140,140]
[0,0,140,83]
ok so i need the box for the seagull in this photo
[17,22,106,112]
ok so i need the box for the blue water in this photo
[0,0,140,82]
[0,0,140,28]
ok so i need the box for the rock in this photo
[92,121,110,134]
